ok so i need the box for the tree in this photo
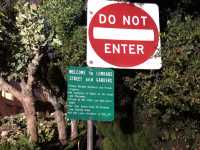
[39,0,86,142]
[0,1,44,142]
[0,0,86,145]
[0,0,67,144]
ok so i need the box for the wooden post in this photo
[87,120,93,150]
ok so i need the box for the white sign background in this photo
[87,0,162,69]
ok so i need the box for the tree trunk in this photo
[71,120,78,140]
[34,86,67,145]
[54,110,67,145]
[0,77,38,143]
[22,96,38,143]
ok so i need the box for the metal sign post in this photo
[87,120,93,150]
[67,66,114,150]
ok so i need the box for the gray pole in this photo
[87,120,93,150]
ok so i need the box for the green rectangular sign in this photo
[67,66,114,121]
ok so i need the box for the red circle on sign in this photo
[89,3,159,67]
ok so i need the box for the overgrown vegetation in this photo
[95,2,200,150]
[39,0,86,68]
[0,0,200,149]
[139,16,200,120]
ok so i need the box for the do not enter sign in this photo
[87,0,162,69]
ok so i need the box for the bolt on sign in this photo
[66,66,114,121]
[87,0,162,69]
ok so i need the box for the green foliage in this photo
[0,137,41,150]
[38,120,57,143]
[12,1,47,78]
[122,14,200,149]
[40,0,84,38]
[1,0,200,149]
[15,2,46,49]
[0,1,18,77]
[103,10,200,149]
[0,11,6,40]
[62,26,86,66]
[96,123,154,150]
[0,11,8,71]
[39,0,86,69]
[0,0,55,80]
[123,14,200,123]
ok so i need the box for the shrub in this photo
[138,15,200,121]
[0,137,41,150]
[39,0,86,68]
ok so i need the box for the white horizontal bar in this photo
[93,27,154,41]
